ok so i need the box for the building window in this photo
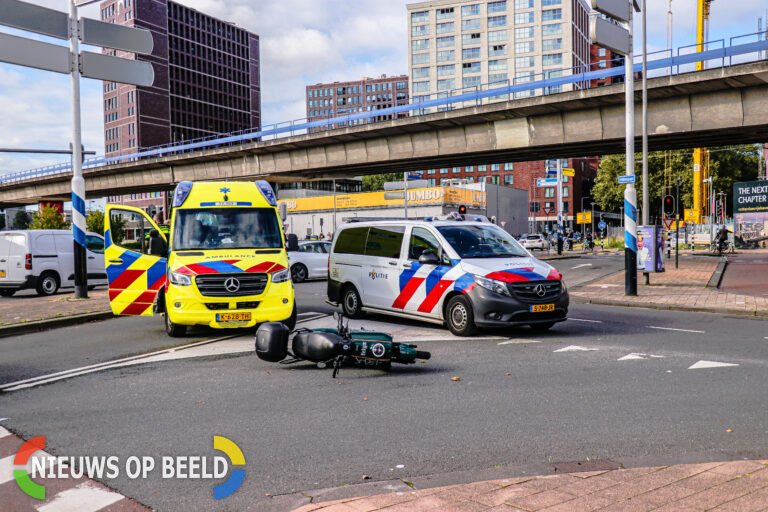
[542,23,562,36]
[489,73,507,84]
[437,7,454,19]
[437,50,455,62]
[544,188,555,198]
[412,24,429,37]
[412,53,430,65]
[562,186,569,197]
[466,166,474,172]
[514,41,534,54]
[477,164,487,173]
[411,11,429,23]
[542,0,561,4]
[515,56,535,68]
[504,174,514,185]
[542,53,562,66]
[488,1,506,13]
[462,4,480,16]
[488,59,507,71]
[462,62,481,73]
[412,39,429,51]
[462,33,481,45]
[598,47,607,57]
[440,168,449,174]
[462,47,480,59]
[412,66,430,78]
[505,163,514,170]
[427,169,436,175]
[489,44,507,56]
[488,30,507,42]
[437,64,455,76]
[452,167,462,173]
[413,81,430,92]
[542,38,563,51]
[437,78,455,90]
[542,8,562,21]
[514,26,534,39]
[491,175,500,185]
[427,178,436,186]
[463,75,481,88]
[598,60,607,68]
[488,15,506,27]
[514,12,534,24]
[462,18,481,31]
[437,36,455,47]
[491,163,500,171]
[437,22,455,34]
[514,0,534,8]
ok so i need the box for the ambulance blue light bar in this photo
[172,181,193,207]
[255,180,277,206]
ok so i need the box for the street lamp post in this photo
[591,202,596,234]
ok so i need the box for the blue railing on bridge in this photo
[2,31,768,186]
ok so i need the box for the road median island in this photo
[0,289,112,338]
[569,256,768,318]
[290,459,768,511]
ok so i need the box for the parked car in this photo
[288,240,331,282]
[0,230,107,296]
[518,233,548,251]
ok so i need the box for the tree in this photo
[591,145,759,221]
[14,209,30,230]
[109,214,126,244]
[86,210,105,235]
[362,172,404,191]
[30,205,69,230]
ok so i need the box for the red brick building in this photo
[589,44,624,88]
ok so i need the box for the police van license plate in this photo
[530,304,554,313]
[216,312,251,322]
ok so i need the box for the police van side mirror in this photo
[286,233,299,252]
[418,250,440,265]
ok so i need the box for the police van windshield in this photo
[437,225,528,258]
[173,208,282,251]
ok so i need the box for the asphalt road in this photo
[720,253,768,297]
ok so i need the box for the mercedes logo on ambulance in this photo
[224,278,241,293]
[534,284,547,297]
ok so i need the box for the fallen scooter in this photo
[255,313,431,377]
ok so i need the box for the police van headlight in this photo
[473,275,511,297]
[272,268,290,284]
[169,271,192,286]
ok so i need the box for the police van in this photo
[327,216,568,336]
[104,181,296,336]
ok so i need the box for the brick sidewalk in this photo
[296,460,768,511]
[0,290,110,327]
[570,257,768,316]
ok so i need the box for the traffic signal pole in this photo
[69,0,87,299]
[624,3,638,296]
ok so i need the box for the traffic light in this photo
[458,205,467,214]
[663,195,676,217]
[716,201,723,219]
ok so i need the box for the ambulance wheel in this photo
[291,264,308,283]
[0,289,15,297]
[165,312,186,337]
[342,285,363,318]
[282,304,297,330]
[36,272,59,296]
[445,295,476,337]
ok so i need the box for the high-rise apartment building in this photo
[306,75,409,131]
[100,0,260,216]
[407,0,590,110]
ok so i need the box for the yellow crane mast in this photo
[692,0,713,223]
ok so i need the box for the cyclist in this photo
[715,225,729,254]
[585,229,594,251]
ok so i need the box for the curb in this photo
[571,296,768,319]
[0,310,114,338]
[706,258,728,288]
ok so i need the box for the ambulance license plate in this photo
[216,312,251,322]
[530,304,554,313]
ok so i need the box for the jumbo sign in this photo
[279,187,484,213]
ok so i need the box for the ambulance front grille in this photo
[195,273,268,297]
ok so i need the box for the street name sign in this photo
[80,16,153,54]
[0,0,68,39]
[80,51,154,86]
[537,178,558,187]
[562,168,575,177]
[618,175,636,184]
[0,32,70,74]
[590,16,630,56]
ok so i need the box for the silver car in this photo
[518,233,548,251]
[288,241,331,282]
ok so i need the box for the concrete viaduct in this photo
[2,60,768,206]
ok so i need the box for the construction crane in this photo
[692,0,713,224]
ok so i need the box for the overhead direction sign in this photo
[591,0,630,22]
[537,178,558,187]
[618,175,636,184]
[0,32,70,74]
[590,16,631,55]
[577,212,592,224]
[80,17,154,54]
[80,51,154,86]
[0,0,68,39]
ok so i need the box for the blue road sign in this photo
[618,175,636,184]
[536,178,558,187]
[598,221,607,230]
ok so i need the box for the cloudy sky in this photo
[0,0,766,174]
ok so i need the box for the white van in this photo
[327,219,568,336]
[0,230,107,296]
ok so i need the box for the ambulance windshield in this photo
[173,208,282,250]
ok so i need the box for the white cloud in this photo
[0,0,766,174]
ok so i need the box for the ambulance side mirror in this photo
[286,233,299,252]
[279,202,288,222]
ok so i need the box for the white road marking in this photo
[554,345,599,352]
[38,481,123,512]
[498,339,542,345]
[688,360,739,370]
[569,318,603,323]
[0,450,60,485]
[0,426,10,440]
[618,353,665,361]
[571,263,593,269]
[649,326,705,334]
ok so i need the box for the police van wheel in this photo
[342,285,363,318]
[165,312,186,337]
[445,295,476,337]
[291,264,308,283]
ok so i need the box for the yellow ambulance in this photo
[104,181,296,336]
